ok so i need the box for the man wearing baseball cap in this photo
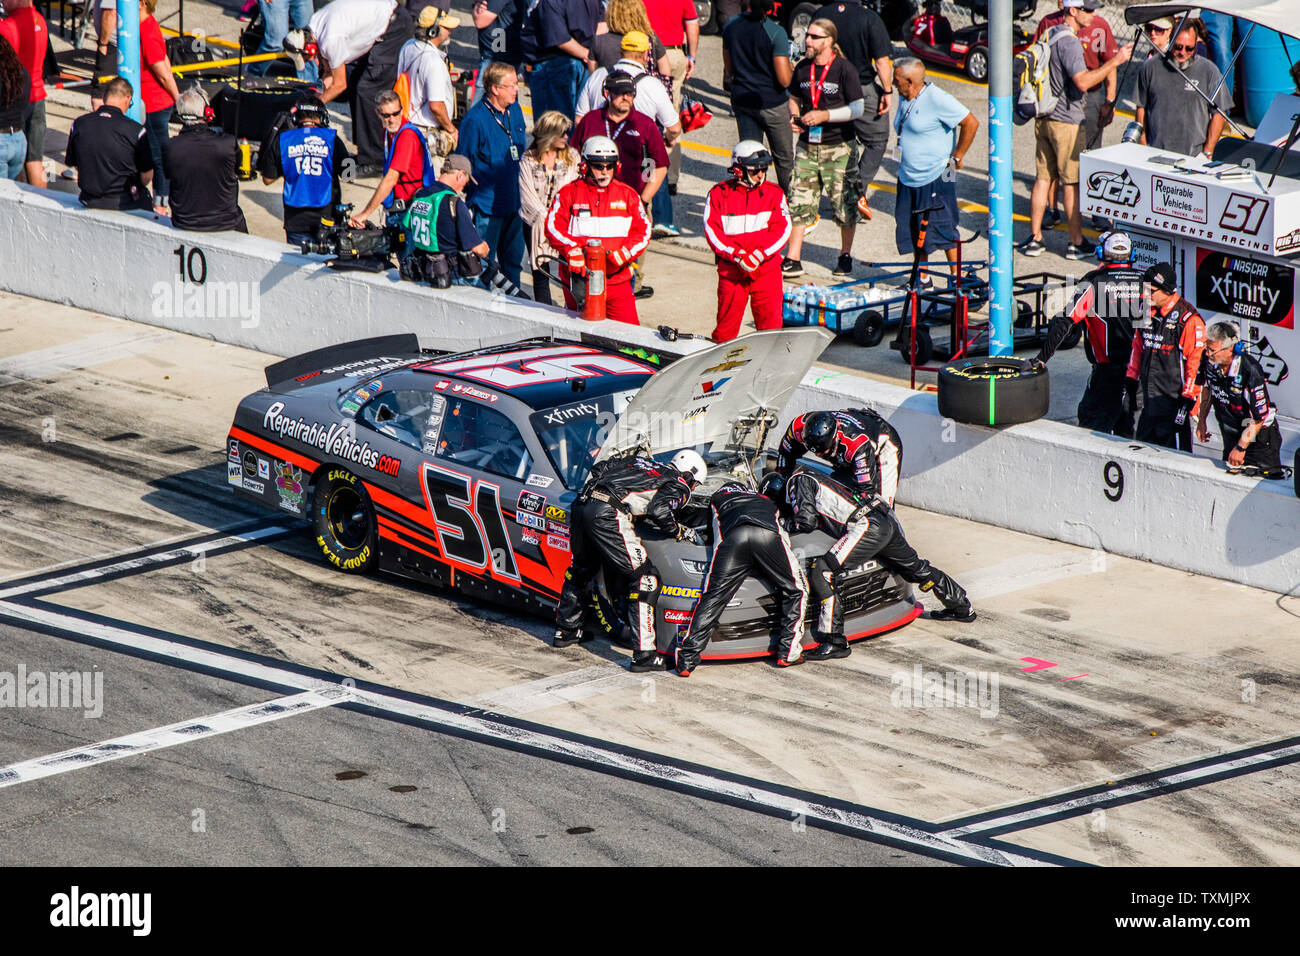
[400,153,492,286]
[397,7,461,172]
[1126,262,1206,451]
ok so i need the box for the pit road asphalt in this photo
[3,293,1300,866]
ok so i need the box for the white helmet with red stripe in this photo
[729,139,771,187]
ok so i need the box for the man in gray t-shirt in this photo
[1136,24,1232,157]
[1020,1,1131,260]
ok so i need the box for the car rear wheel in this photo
[312,467,377,573]
[966,46,989,82]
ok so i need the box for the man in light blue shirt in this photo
[892,58,977,277]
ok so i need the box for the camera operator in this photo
[1195,322,1285,479]
[162,87,248,234]
[349,89,437,228]
[65,77,154,211]
[400,154,490,287]
[260,95,351,246]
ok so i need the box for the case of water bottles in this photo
[781,284,897,336]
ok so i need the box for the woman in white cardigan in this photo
[518,111,581,306]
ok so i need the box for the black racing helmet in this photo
[758,471,786,502]
[802,411,838,456]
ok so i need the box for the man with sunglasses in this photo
[349,90,437,228]
[1195,323,1285,479]
[545,135,651,323]
[1136,22,1231,158]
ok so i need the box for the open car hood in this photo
[596,327,834,462]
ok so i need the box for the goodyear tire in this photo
[853,310,886,347]
[312,467,377,573]
[938,357,1049,426]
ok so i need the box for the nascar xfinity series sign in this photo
[1080,145,1300,257]
[1194,248,1295,329]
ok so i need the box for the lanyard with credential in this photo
[897,82,928,129]
[487,103,519,160]
[808,54,834,110]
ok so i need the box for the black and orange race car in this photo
[226,331,921,659]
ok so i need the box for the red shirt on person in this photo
[643,0,697,47]
[139,15,174,114]
[386,125,427,203]
[0,7,49,102]
[571,107,668,197]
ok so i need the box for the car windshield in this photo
[531,390,638,489]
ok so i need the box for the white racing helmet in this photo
[730,139,771,185]
[670,449,707,485]
[581,135,620,165]
[1096,230,1133,263]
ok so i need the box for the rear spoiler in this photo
[264,334,422,388]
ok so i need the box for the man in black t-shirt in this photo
[65,78,153,211]
[813,0,893,219]
[163,87,249,234]
[781,18,864,280]
[471,0,524,107]
[722,0,794,194]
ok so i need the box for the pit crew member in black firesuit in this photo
[777,407,901,505]
[1031,230,1144,436]
[674,480,809,676]
[1126,262,1206,452]
[1194,321,1286,479]
[764,466,973,661]
[554,449,707,672]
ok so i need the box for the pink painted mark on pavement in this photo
[1060,674,1089,681]
[1019,657,1058,672]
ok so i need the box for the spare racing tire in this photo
[312,467,377,573]
[938,357,1049,426]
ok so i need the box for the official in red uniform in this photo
[544,135,651,325]
[702,140,792,342]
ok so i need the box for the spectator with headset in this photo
[260,95,351,245]
[162,86,249,233]
[397,6,460,172]
[1195,323,1285,479]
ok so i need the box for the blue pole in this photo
[987,0,1013,356]
[115,0,143,123]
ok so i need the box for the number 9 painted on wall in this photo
[1103,460,1124,502]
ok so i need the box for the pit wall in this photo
[4,181,1297,595]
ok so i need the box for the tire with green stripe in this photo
[937,358,1049,427]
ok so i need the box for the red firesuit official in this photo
[544,135,650,325]
[702,140,792,342]
[1127,262,1205,452]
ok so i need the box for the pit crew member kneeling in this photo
[1195,322,1286,479]
[674,481,810,676]
[1031,230,1143,436]
[768,467,973,662]
[544,135,651,325]
[703,140,792,343]
[555,450,706,672]
[777,408,901,505]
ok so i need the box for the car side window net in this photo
[434,399,533,481]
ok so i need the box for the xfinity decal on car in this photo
[544,401,599,425]
[517,490,546,515]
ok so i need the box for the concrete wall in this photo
[4,181,1298,595]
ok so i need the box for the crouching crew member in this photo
[777,407,901,505]
[162,86,249,234]
[1032,230,1143,435]
[544,135,651,325]
[555,450,706,672]
[675,481,810,676]
[400,154,490,286]
[1195,322,1285,479]
[702,140,792,342]
[1127,262,1205,451]
[766,467,973,661]
[260,95,351,246]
